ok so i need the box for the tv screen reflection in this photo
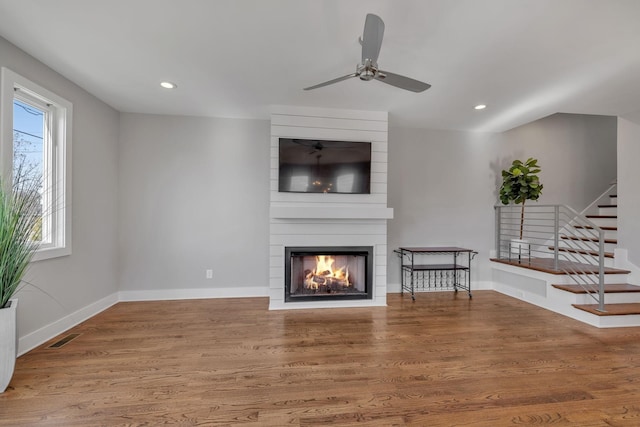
[278,139,371,194]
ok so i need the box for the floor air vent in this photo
[48,333,81,349]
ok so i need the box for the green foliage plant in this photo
[0,163,42,309]
[499,158,543,240]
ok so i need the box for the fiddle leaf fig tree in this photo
[499,158,543,240]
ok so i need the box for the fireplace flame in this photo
[304,255,350,290]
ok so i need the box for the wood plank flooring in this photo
[2,291,640,426]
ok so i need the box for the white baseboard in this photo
[18,293,119,356]
[118,286,269,302]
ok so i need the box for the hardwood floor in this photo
[2,291,640,426]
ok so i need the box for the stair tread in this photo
[548,246,614,258]
[597,204,617,208]
[560,236,617,244]
[573,303,640,316]
[490,257,630,275]
[610,194,617,198]
[586,215,617,218]
[574,225,617,231]
[553,283,640,294]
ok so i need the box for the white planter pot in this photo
[0,299,17,393]
[510,239,530,256]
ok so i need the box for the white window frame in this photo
[1,68,72,261]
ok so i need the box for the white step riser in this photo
[553,273,629,285]
[566,257,615,268]
[573,229,617,240]
[598,206,617,216]
[572,293,640,305]
[554,254,615,268]
[610,196,617,204]
[587,217,618,228]
[558,291,640,305]
[550,243,615,266]
[540,247,615,267]
[558,241,617,253]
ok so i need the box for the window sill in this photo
[32,246,71,262]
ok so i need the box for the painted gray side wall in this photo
[0,37,120,338]
[387,113,617,286]
[617,118,640,266]
[118,113,270,292]
[501,113,617,206]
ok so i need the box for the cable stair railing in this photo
[495,204,607,312]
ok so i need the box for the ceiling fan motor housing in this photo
[358,59,378,81]
[303,14,430,92]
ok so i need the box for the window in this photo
[1,68,72,261]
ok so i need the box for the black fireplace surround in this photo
[284,246,374,302]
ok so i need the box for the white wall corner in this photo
[614,248,628,266]
[614,248,640,285]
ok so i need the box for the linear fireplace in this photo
[285,246,374,302]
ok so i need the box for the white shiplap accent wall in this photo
[269,106,391,310]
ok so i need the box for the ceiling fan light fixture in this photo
[160,81,177,89]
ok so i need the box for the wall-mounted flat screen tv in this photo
[279,138,371,194]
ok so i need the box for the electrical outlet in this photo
[206,269,213,279]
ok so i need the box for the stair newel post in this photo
[553,205,560,271]
[598,229,606,312]
[519,200,525,241]
[495,206,501,258]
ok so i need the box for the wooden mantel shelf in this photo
[270,206,394,220]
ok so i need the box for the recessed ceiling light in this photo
[474,104,487,110]
[160,81,177,89]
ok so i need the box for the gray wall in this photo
[617,118,640,266]
[0,37,120,339]
[501,113,617,206]
[387,113,617,286]
[118,113,270,292]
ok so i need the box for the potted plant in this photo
[499,158,543,259]
[0,163,42,393]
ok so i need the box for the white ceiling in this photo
[1,0,640,132]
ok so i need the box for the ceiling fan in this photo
[304,13,431,93]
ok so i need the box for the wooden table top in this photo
[398,246,474,253]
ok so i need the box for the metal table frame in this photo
[395,247,477,300]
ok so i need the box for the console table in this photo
[395,247,477,300]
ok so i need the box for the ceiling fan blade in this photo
[303,73,357,91]
[361,14,384,64]
[375,70,431,93]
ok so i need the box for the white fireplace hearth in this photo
[268,106,391,310]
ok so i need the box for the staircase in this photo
[492,189,640,327]
[556,194,640,319]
